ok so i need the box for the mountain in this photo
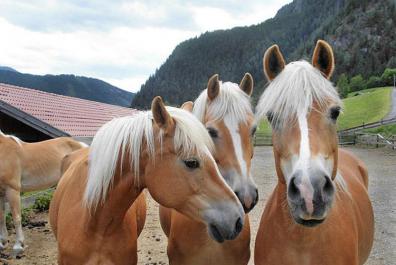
[0,69,134,107]
[0,66,17,72]
[132,0,396,108]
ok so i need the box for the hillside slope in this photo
[132,0,396,108]
[0,69,134,107]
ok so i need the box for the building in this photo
[0,83,137,143]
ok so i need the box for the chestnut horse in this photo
[254,40,374,265]
[0,132,86,254]
[49,96,244,265]
[159,74,258,264]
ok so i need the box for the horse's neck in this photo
[87,166,144,234]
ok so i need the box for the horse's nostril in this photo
[323,175,334,196]
[288,177,300,200]
[235,217,243,234]
[235,191,242,203]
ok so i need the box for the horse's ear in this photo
[312,40,334,79]
[181,101,193,112]
[263,44,285,81]
[239,73,254,96]
[151,96,173,131]
[207,74,220,100]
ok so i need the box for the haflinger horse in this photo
[49,96,245,265]
[159,74,258,265]
[0,132,86,254]
[254,40,374,265]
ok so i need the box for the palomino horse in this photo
[0,132,86,254]
[254,40,374,265]
[49,96,244,265]
[159,74,258,265]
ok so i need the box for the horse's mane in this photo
[255,61,342,127]
[0,129,23,145]
[84,107,214,211]
[193,81,253,124]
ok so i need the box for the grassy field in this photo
[257,87,393,135]
[346,87,385,98]
[338,87,392,130]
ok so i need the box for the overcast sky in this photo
[0,0,291,93]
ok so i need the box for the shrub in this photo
[337,74,350,98]
[6,207,33,229]
[33,191,53,212]
[381,68,396,85]
[366,76,383,88]
[349,75,367,92]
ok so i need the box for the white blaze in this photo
[296,113,314,215]
[224,118,248,180]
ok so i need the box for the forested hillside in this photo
[0,68,134,107]
[132,0,396,108]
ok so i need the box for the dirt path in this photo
[1,146,395,265]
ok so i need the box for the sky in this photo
[0,0,292,93]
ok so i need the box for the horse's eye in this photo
[183,159,200,169]
[330,107,341,121]
[207,127,218,138]
[266,112,274,123]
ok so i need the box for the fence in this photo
[338,117,396,134]
[253,132,272,146]
[339,132,396,149]
[256,131,396,149]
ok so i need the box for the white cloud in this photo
[0,0,291,93]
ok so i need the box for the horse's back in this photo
[338,148,369,188]
[61,148,89,175]
[49,148,89,238]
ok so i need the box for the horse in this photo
[254,40,374,265]
[49,96,245,265]
[159,74,258,265]
[0,132,87,254]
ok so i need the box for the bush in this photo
[33,191,53,212]
[366,76,383,88]
[349,75,367,92]
[381,68,396,85]
[6,208,33,229]
[337,74,350,98]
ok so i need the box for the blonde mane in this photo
[193,81,253,124]
[84,107,213,211]
[255,61,342,127]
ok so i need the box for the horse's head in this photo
[190,74,258,213]
[145,97,244,242]
[256,40,342,227]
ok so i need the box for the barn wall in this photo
[0,112,52,142]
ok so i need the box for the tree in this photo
[381,68,396,85]
[349,75,366,92]
[337,74,350,98]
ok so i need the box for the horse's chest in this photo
[169,237,249,265]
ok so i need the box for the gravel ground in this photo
[1,146,394,265]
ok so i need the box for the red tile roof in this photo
[0,83,138,137]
